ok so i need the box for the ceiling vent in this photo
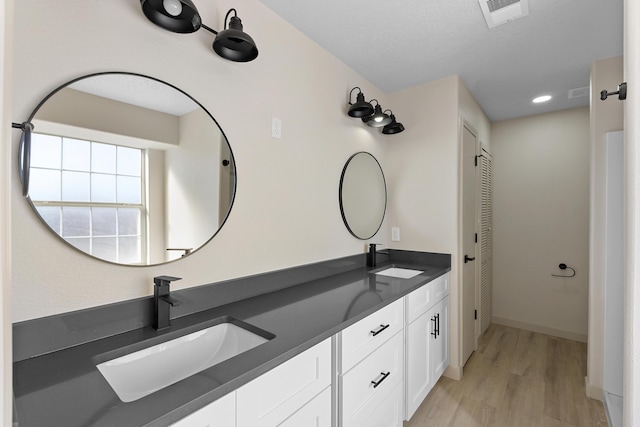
[568,86,590,99]
[479,0,529,29]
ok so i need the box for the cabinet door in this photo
[341,332,403,426]
[237,338,331,427]
[170,391,235,427]
[430,296,449,380]
[279,387,331,427]
[405,311,431,420]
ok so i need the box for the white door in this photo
[461,123,478,366]
[479,145,493,335]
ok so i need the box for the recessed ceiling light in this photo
[532,95,552,103]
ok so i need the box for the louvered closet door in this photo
[479,146,493,334]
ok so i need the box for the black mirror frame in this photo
[14,71,238,266]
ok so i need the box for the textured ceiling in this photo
[71,74,199,117]
[259,0,623,121]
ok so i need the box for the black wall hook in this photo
[600,82,627,101]
[551,263,576,278]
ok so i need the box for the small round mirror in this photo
[339,152,387,239]
[21,72,236,265]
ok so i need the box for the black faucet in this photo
[153,276,182,331]
[367,243,378,267]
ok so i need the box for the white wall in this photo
[588,56,624,399]
[386,76,490,378]
[164,108,221,262]
[11,0,389,322]
[491,108,590,341]
[1,1,12,424]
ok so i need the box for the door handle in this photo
[464,255,475,263]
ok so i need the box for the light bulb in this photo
[532,95,552,103]
[163,0,183,16]
[375,116,383,122]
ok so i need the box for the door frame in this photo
[458,117,480,369]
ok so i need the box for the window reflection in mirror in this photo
[24,72,236,266]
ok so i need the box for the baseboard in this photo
[443,364,462,381]
[585,378,604,401]
[603,391,623,427]
[492,316,588,343]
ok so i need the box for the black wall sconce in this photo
[362,101,392,128]
[140,0,258,62]
[347,87,374,118]
[347,87,404,134]
[382,111,405,135]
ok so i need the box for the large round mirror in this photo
[21,72,236,265]
[339,152,387,240]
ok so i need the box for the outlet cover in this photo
[271,117,282,139]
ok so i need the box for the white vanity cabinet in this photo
[170,391,235,427]
[236,337,332,427]
[339,298,404,427]
[404,273,450,421]
[171,338,331,427]
[169,272,451,427]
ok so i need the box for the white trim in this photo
[624,1,640,425]
[491,316,588,343]
[443,364,462,381]
[585,378,604,401]
[458,117,480,369]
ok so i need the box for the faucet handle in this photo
[153,276,182,287]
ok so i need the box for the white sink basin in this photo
[97,320,272,402]
[375,267,423,279]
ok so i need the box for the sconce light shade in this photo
[382,114,405,134]
[348,88,374,118]
[363,104,392,127]
[212,13,259,62]
[140,0,202,33]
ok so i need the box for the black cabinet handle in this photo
[436,313,440,337]
[464,255,475,263]
[431,316,437,338]
[371,372,390,388]
[370,324,390,337]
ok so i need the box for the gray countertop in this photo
[13,256,450,427]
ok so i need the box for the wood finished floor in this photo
[405,324,608,427]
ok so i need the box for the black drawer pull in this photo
[431,316,437,338]
[371,372,390,388]
[370,324,390,336]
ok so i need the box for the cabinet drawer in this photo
[341,331,403,426]
[406,273,449,324]
[237,338,331,427]
[279,386,331,427]
[359,382,404,427]
[341,298,404,372]
[170,391,235,427]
